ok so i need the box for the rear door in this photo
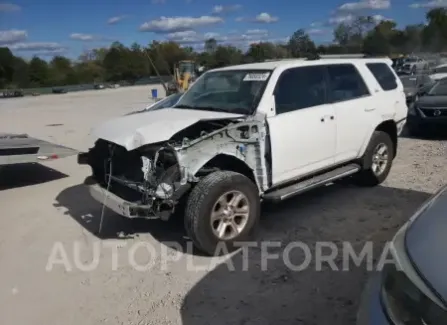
[326,63,375,163]
[267,65,336,185]
[366,62,407,123]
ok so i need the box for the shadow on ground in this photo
[0,163,68,190]
[179,184,431,325]
[55,181,432,323]
[54,183,188,246]
[400,124,447,140]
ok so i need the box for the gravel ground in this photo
[0,86,446,325]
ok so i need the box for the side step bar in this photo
[263,164,361,202]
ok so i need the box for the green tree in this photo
[287,29,316,57]
[28,57,50,87]
[0,47,15,88]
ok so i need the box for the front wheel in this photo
[354,131,394,187]
[184,171,260,256]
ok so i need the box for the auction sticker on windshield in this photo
[243,72,270,81]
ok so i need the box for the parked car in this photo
[397,57,429,75]
[406,77,447,135]
[399,74,435,106]
[52,87,67,94]
[357,184,447,325]
[2,89,24,98]
[125,92,182,115]
[429,63,447,81]
[78,58,407,255]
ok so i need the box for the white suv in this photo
[78,58,407,255]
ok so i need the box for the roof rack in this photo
[317,54,367,59]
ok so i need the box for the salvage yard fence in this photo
[0,76,172,97]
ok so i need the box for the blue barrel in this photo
[151,88,158,99]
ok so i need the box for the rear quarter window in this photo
[366,63,398,91]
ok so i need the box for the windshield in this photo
[405,58,417,62]
[427,79,447,96]
[148,93,182,110]
[434,66,447,74]
[125,93,182,115]
[173,69,272,115]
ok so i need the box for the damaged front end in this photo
[79,115,269,220]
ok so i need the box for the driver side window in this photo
[274,66,327,114]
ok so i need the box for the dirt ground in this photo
[0,85,446,325]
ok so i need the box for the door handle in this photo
[321,115,334,122]
[364,107,376,112]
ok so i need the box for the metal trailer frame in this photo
[0,133,78,166]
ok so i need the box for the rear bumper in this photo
[84,176,153,218]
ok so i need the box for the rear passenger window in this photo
[274,66,327,114]
[327,64,370,103]
[366,63,398,91]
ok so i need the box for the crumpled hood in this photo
[92,108,243,151]
[405,185,447,303]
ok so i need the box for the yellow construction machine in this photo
[166,60,201,95]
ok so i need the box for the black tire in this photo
[354,131,394,187]
[184,171,260,256]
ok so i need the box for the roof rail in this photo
[317,54,367,59]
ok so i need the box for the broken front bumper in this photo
[84,176,153,218]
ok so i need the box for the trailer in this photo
[0,133,78,166]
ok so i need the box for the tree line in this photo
[1,8,447,89]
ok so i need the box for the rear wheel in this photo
[354,131,394,187]
[184,171,260,256]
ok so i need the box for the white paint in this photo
[91,108,243,150]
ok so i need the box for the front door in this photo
[268,65,337,186]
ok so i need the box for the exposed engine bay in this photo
[80,116,271,220]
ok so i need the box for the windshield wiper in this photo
[173,104,195,109]
[195,106,252,114]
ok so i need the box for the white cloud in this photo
[338,0,390,11]
[70,33,95,41]
[212,4,242,14]
[372,14,393,22]
[306,28,328,35]
[0,3,21,12]
[311,22,322,27]
[107,15,127,25]
[254,12,279,23]
[139,16,223,33]
[246,29,269,35]
[328,13,392,25]
[9,42,66,53]
[235,16,244,22]
[328,14,356,24]
[0,29,27,45]
[165,29,272,45]
[410,0,447,8]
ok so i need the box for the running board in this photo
[263,164,361,202]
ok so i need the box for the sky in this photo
[0,0,445,59]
